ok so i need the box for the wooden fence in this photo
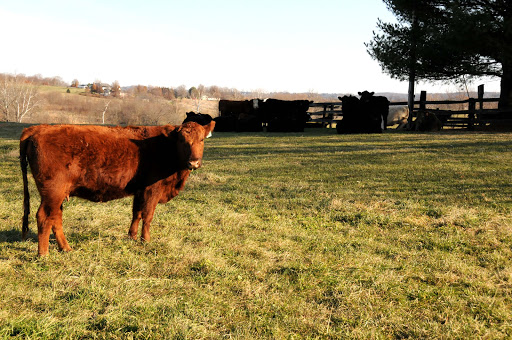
[308,102,342,127]
[307,84,511,130]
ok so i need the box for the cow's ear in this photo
[161,125,176,137]
[358,92,362,96]
[370,92,375,96]
[204,121,215,139]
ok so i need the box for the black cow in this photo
[218,100,254,117]
[336,95,362,134]
[259,99,312,132]
[358,91,389,132]
[414,111,442,131]
[217,100,262,132]
[336,94,385,134]
[183,112,213,126]
[236,112,263,132]
[213,116,237,132]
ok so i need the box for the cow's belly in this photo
[71,186,131,202]
[70,169,137,202]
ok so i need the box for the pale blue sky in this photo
[0,0,500,94]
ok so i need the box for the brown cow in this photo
[20,121,215,256]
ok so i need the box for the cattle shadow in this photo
[206,132,512,162]
[0,228,26,243]
[0,122,32,140]
[0,229,38,259]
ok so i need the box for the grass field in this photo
[0,122,511,339]
[38,86,87,95]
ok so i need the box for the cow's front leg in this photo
[140,195,160,242]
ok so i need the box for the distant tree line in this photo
[124,84,246,101]
[72,80,331,103]
[12,74,67,87]
[0,71,335,123]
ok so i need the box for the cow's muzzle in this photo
[187,159,201,170]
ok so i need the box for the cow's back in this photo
[122,125,175,139]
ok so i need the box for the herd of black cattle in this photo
[183,91,403,133]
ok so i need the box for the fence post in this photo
[478,84,484,109]
[329,104,334,128]
[468,98,476,130]
[322,104,327,128]
[419,91,427,111]
[477,84,484,127]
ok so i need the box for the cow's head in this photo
[340,95,360,115]
[182,112,213,126]
[174,121,215,170]
[358,91,375,103]
[358,91,374,97]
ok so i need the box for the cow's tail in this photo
[19,134,31,240]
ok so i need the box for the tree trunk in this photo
[407,71,415,125]
[499,60,512,110]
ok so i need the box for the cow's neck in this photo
[130,135,183,188]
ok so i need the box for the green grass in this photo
[38,85,86,94]
[1,123,511,338]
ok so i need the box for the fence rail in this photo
[308,102,343,127]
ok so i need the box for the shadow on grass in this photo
[206,137,512,161]
[0,228,36,258]
[0,228,25,243]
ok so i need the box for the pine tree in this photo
[367,0,512,109]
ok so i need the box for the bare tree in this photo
[102,100,111,124]
[135,85,148,95]
[230,88,244,100]
[0,74,40,122]
[189,84,205,112]
[91,83,100,94]
[206,85,221,99]
[0,75,14,121]
[149,86,163,97]
[161,87,175,100]
[174,85,188,99]
[111,81,121,97]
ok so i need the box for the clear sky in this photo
[0,0,501,94]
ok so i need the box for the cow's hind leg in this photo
[128,194,143,240]
[52,202,71,253]
[36,203,52,256]
[36,198,71,256]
